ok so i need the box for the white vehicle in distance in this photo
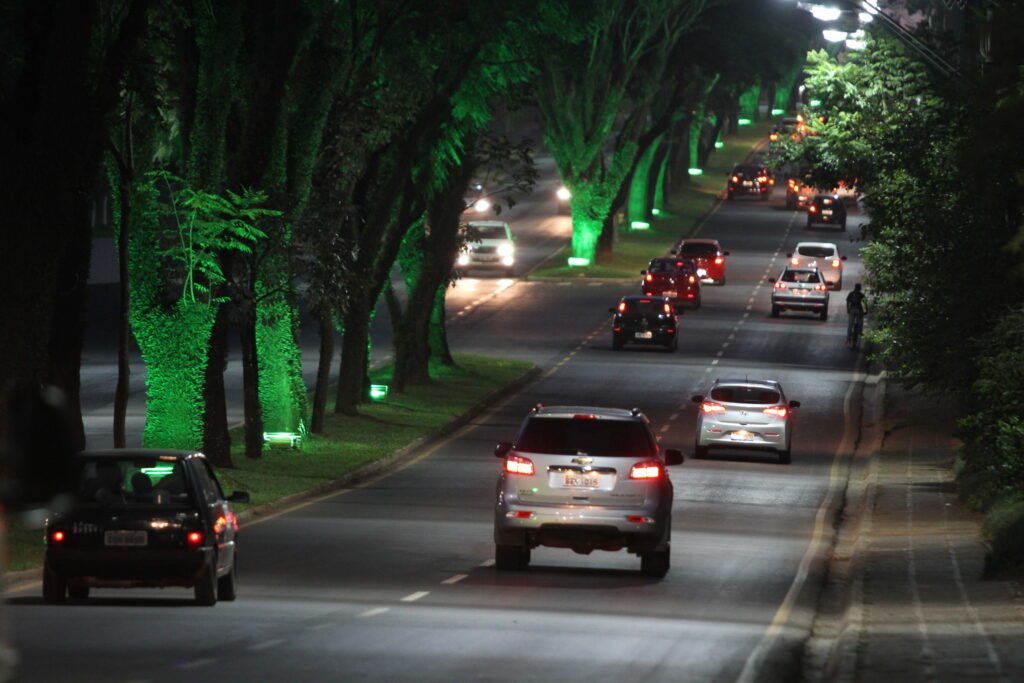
[457,220,516,277]
[691,379,800,464]
[787,242,847,290]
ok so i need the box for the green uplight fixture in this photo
[370,384,389,400]
[809,98,822,107]
[263,431,303,449]
[771,108,784,116]
[687,168,703,176]
[630,221,650,230]
[738,118,752,126]
[714,140,724,149]
[651,208,661,216]
[567,257,590,267]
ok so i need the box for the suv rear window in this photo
[797,245,835,258]
[781,269,821,283]
[620,299,667,314]
[710,386,781,405]
[515,417,655,456]
[678,243,717,255]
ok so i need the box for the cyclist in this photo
[845,283,867,349]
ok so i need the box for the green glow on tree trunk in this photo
[738,84,761,122]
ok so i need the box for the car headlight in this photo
[497,243,514,257]
[556,186,571,201]
[457,254,470,265]
[474,198,490,212]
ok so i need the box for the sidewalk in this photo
[810,382,1024,682]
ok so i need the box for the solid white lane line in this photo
[442,574,468,585]
[401,591,430,602]
[358,607,390,618]
[248,639,285,651]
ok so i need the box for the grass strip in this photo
[530,120,774,280]
[7,354,534,572]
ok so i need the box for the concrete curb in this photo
[802,356,887,681]
[3,364,542,595]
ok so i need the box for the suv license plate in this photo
[662,291,676,298]
[563,473,601,488]
[730,430,754,441]
[104,530,148,547]
[823,209,833,216]
[742,180,753,187]
[635,331,653,339]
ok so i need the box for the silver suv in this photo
[691,379,800,464]
[493,405,683,578]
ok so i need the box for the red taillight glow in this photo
[618,302,627,312]
[814,284,827,291]
[505,454,535,475]
[511,511,534,519]
[187,531,203,547]
[701,401,726,414]
[770,132,779,141]
[763,406,788,418]
[663,303,672,313]
[831,258,841,268]
[731,175,739,183]
[791,257,800,266]
[788,178,797,188]
[50,531,65,544]
[774,281,788,290]
[629,461,663,480]
[809,205,818,213]
[645,273,653,282]
[714,256,724,265]
[688,275,695,283]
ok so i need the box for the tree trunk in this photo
[202,305,233,468]
[113,168,132,449]
[310,309,334,433]
[335,296,372,415]
[239,298,263,460]
[429,284,454,366]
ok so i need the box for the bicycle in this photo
[846,308,864,349]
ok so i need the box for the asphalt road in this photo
[10,178,873,681]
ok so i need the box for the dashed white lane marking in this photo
[668,413,679,421]
[711,359,719,365]
[248,639,285,651]
[442,574,468,585]
[659,425,670,433]
[479,559,495,567]
[401,591,430,602]
[179,658,217,670]
[358,607,390,618]
[715,350,724,357]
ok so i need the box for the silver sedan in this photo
[691,379,800,464]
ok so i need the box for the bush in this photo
[982,497,1024,577]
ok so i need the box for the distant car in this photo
[674,238,729,285]
[806,194,847,230]
[493,404,684,577]
[463,182,491,216]
[610,295,679,352]
[641,257,701,308]
[770,266,830,319]
[787,242,847,290]
[457,220,516,277]
[691,379,800,464]
[43,449,249,606]
[786,173,816,210]
[727,164,771,201]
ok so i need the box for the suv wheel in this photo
[67,583,90,600]
[217,556,238,601]
[194,561,218,606]
[495,544,529,571]
[819,308,829,321]
[42,559,66,605]
[771,304,781,318]
[693,444,709,459]
[640,548,670,578]
[778,449,792,465]
[612,335,623,351]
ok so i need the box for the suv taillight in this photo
[831,258,841,268]
[763,406,789,418]
[809,205,817,213]
[774,281,787,290]
[187,531,204,547]
[814,283,827,291]
[714,257,724,265]
[791,257,800,266]
[49,530,65,545]
[629,461,663,480]
[505,454,535,476]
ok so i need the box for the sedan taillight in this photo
[505,454,535,476]
[774,281,788,290]
[831,258,841,268]
[791,257,800,266]
[629,461,663,480]
[814,284,828,291]
[763,406,788,418]
[714,257,724,265]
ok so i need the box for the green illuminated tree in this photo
[534,0,706,264]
